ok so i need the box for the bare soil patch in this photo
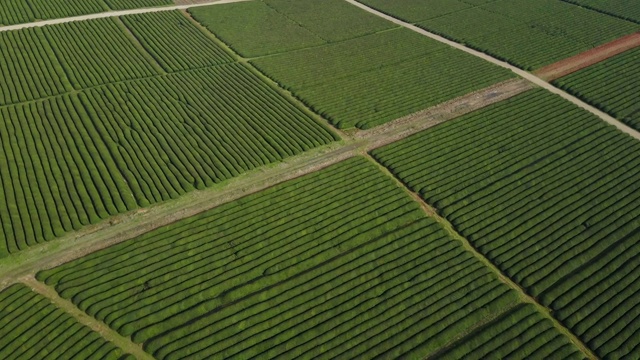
[535,32,640,81]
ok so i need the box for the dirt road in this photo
[345,0,640,141]
[0,78,528,290]
[535,32,640,81]
[0,0,249,32]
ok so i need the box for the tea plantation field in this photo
[360,0,639,69]
[37,157,585,359]
[0,0,170,26]
[561,0,640,23]
[0,284,130,359]
[0,0,639,358]
[553,48,640,131]
[372,89,640,358]
[191,0,514,129]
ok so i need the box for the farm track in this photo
[0,78,528,291]
[0,0,251,32]
[535,32,640,81]
[20,275,154,360]
[346,0,640,141]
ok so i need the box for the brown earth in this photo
[535,32,640,81]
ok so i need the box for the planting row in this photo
[561,0,640,24]
[553,47,640,131]
[371,89,640,358]
[252,28,514,129]
[0,63,336,255]
[0,0,170,26]
[120,11,234,72]
[37,157,584,359]
[189,0,394,57]
[360,0,639,69]
[0,284,130,360]
[0,11,234,104]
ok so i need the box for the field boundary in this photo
[0,78,528,290]
[346,0,640,141]
[535,32,640,81]
[363,153,598,360]
[21,275,154,360]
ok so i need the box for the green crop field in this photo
[1,0,640,358]
[252,28,513,129]
[0,28,71,105]
[0,0,171,26]
[37,157,584,359]
[0,0,106,25]
[0,63,335,256]
[561,0,640,23]
[103,0,171,10]
[360,0,639,69]
[120,11,234,72]
[189,0,394,57]
[371,89,640,358]
[435,304,586,359]
[0,284,129,359]
[553,48,640,131]
[43,18,160,89]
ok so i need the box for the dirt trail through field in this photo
[0,78,526,290]
[535,32,640,81]
[345,0,640,141]
[0,0,249,32]
[21,275,154,360]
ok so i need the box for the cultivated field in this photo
[360,0,639,69]
[372,89,640,358]
[553,48,640,131]
[191,0,514,129]
[37,157,585,359]
[562,0,640,23]
[0,284,130,359]
[0,0,171,26]
[0,0,639,359]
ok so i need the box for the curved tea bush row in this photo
[0,63,335,255]
[362,0,639,70]
[0,28,70,106]
[38,157,535,359]
[79,63,336,205]
[0,95,136,256]
[43,18,160,89]
[121,11,234,72]
[561,0,640,24]
[434,304,586,360]
[0,284,130,360]
[252,29,513,129]
[553,48,640,131]
[371,89,640,358]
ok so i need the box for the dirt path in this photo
[0,0,250,32]
[21,275,154,360]
[535,32,640,81]
[0,78,526,290]
[345,0,640,141]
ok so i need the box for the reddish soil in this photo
[535,32,640,81]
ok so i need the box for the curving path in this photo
[345,0,640,141]
[0,0,250,32]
